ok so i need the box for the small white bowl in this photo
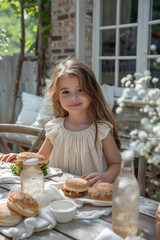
[49,200,77,223]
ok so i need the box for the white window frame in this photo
[76,0,86,62]
[92,0,160,98]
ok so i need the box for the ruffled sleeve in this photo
[97,121,113,141]
[45,118,64,144]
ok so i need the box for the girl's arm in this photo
[0,138,53,163]
[82,131,121,186]
[38,138,53,163]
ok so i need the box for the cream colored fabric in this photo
[45,118,112,176]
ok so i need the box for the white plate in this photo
[66,193,112,207]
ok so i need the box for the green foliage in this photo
[10,163,50,176]
[10,164,22,176]
[0,0,51,55]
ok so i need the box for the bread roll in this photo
[62,177,89,197]
[0,202,22,226]
[16,152,47,166]
[89,182,112,201]
[7,191,39,217]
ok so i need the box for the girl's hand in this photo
[82,172,106,186]
[0,153,17,163]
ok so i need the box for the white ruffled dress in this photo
[45,118,112,176]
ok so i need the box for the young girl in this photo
[0,58,121,186]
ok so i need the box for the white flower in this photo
[153,155,160,164]
[156,99,160,105]
[144,70,151,76]
[149,100,156,105]
[119,102,124,107]
[140,117,149,124]
[131,96,138,103]
[117,97,125,105]
[135,84,143,91]
[143,105,150,113]
[153,126,160,136]
[126,74,132,81]
[152,77,159,84]
[121,77,127,84]
[138,77,145,84]
[145,76,151,81]
[116,107,123,114]
[121,150,134,161]
[150,116,158,123]
[138,130,148,139]
[148,89,160,99]
[137,89,146,97]
[134,72,142,79]
[125,80,131,87]
[3,49,8,53]
[130,129,138,138]
[143,123,154,132]
[150,44,157,51]
[155,145,160,153]
[130,140,139,149]
[0,56,2,60]
[123,88,131,94]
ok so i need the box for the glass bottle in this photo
[112,150,140,238]
[21,158,44,200]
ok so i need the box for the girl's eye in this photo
[78,89,83,92]
[62,90,69,95]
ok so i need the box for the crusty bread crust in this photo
[16,152,47,164]
[89,182,112,201]
[7,191,39,217]
[65,178,89,192]
[0,202,22,226]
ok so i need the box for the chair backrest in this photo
[0,124,45,153]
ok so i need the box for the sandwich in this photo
[10,152,49,176]
[89,182,112,201]
[62,177,89,197]
[7,191,39,217]
[0,202,22,226]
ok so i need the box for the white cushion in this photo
[16,92,43,125]
[100,84,115,110]
[31,98,53,128]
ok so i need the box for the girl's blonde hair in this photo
[47,57,121,149]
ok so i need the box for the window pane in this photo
[151,1,160,21]
[148,59,160,88]
[101,60,115,85]
[120,0,138,24]
[102,0,116,26]
[101,30,116,56]
[120,27,137,56]
[119,60,136,86]
[149,24,160,55]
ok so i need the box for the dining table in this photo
[0,161,159,240]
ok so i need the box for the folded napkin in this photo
[0,185,66,240]
[0,183,113,240]
[95,228,124,240]
[0,162,62,184]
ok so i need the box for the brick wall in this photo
[45,0,93,71]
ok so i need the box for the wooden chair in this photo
[0,124,45,153]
